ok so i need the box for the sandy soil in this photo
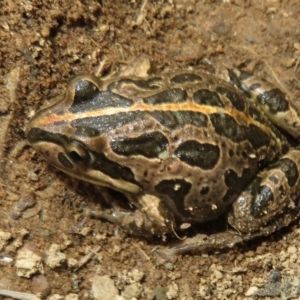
[0,0,300,299]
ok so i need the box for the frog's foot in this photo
[159,203,300,258]
[159,230,246,257]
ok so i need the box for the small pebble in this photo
[90,275,118,300]
[269,269,281,282]
[287,246,297,254]
[164,262,174,271]
[122,283,143,300]
[31,274,51,298]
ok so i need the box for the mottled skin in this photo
[26,69,300,252]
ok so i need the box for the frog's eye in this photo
[65,141,95,166]
[74,79,98,104]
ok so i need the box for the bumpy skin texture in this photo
[26,69,300,250]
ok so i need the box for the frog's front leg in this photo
[89,192,175,236]
[228,147,300,234]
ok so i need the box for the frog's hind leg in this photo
[223,68,300,234]
[162,148,300,257]
[228,147,300,235]
[226,68,300,139]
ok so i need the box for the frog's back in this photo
[26,71,289,223]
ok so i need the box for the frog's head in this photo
[26,75,141,194]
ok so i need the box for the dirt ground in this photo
[1,0,300,299]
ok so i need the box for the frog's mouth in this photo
[26,127,141,194]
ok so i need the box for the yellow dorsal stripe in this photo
[41,102,272,135]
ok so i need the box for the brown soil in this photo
[0,0,300,299]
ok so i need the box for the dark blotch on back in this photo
[175,140,220,169]
[111,132,169,158]
[272,158,299,187]
[256,88,289,113]
[210,113,245,142]
[246,124,271,149]
[210,113,270,149]
[71,111,146,135]
[193,89,224,107]
[151,111,208,129]
[215,86,245,111]
[155,179,192,218]
[70,79,133,113]
[144,88,187,104]
[170,73,202,84]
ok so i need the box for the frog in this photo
[26,67,300,254]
